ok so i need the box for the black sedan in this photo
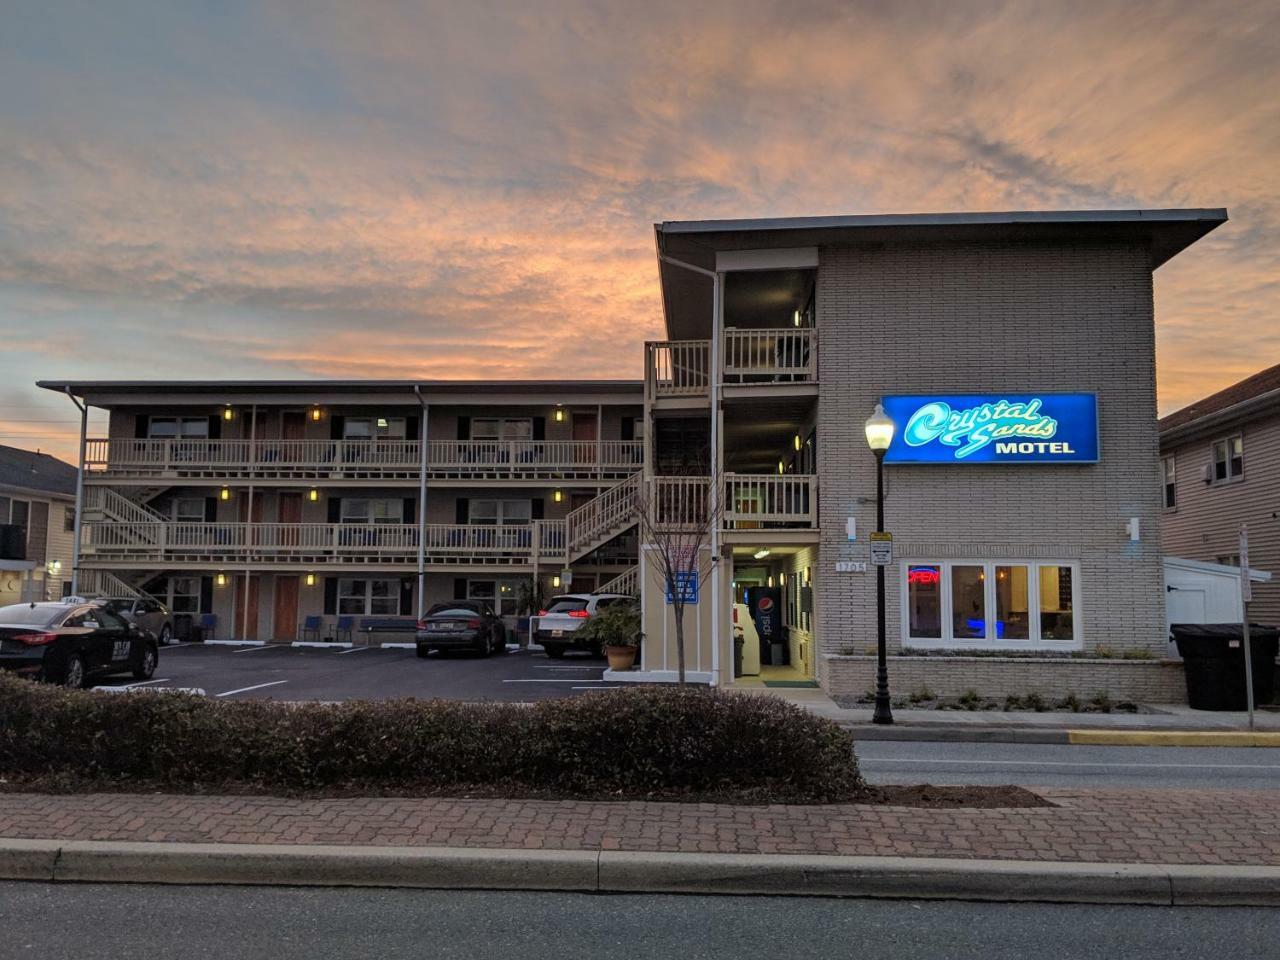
[0,601,159,688]
[415,601,507,658]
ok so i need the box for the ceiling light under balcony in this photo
[309,488,319,502]
[219,486,231,501]
[554,405,565,422]
[753,548,771,560]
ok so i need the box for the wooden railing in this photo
[723,473,816,528]
[566,473,640,558]
[650,476,711,528]
[722,328,816,384]
[83,438,642,480]
[646,340,711,400]
[597,565,639,597]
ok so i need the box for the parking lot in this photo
[91,642,611,702]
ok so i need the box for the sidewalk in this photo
[745,687,1280,743]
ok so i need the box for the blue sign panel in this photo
[880,394,1099,464]
[665,572,699,605]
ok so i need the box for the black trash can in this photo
[173,613,194,642]
[1172,623,1280,710]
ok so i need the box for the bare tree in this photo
[629,468,727,685]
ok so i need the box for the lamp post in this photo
[864,402,895,725]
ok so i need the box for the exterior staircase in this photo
[597,565,639,597]
[565,473,640,564]
[77,569,157,601]
[82,487,166,548]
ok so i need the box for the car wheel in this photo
[60,653,88,689]
[543,643,566,659]
[159,624,173,646]
[415,645,431,659]
[132,643,158,680]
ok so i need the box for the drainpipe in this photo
[63,388,88,597]
[242,403,256,641]
[413,386,429,618]
[657,254,723,686]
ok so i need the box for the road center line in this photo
[864,758,1280,771]
[216,680,289,698]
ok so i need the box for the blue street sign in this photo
[881,393,1099,464]
[665,572,698,605]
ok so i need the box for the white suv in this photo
[533,593,632,659]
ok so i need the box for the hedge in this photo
[0,675,864,803]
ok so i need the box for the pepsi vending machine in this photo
[746,586,785,666]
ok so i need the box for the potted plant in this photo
[577,600,642,671]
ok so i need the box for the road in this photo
[856,739,1280,789]
[1,883,1277,959]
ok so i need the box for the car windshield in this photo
[427,603,481,617]
[546,597,589,614]
[0,604,65,627]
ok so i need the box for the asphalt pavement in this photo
[93,642,609,701]
[2,883,1277,960]
[856,739,1280,790]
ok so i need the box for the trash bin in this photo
[733,637,745,679]
[1171,623,1280,710]
[173,613,194,642]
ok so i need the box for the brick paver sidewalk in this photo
[2,788,1278,866]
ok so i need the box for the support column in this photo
[708,270,724,686]
[415,389,430,618]
[241,404,256,641]
[65,389,88,597]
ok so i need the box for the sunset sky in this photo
[2,1,1278,461]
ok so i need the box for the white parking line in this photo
[339,646,371,655]
[123,678,170,688]
[233,645,277,654]
[216,680,288,698]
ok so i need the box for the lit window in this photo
[950,565,986,639]
[906,565,942,639]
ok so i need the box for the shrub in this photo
[573,600,642,649]
[0,675,864,803]
[958,688,982,710]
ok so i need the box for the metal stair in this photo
[565,473,639,564]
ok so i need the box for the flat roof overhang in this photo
[655,208,1228,339]
[37,379,645,409]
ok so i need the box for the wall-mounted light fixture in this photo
[778,460,784,475]
[305,573,316,587]
[308,488,319,502]
[794,434,802,451]
[551,574,561,588]
[780,572,787,585]
[215,573,227,587]
[219,486,231,501]
[223,405,234,421]
[793,309,801,327]
[554,405,565,422]
[47,560,62,576]
[753,548,771,560]
[311,405,322,422]
[553,489,563,503]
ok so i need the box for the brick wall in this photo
[815,241,1166,680]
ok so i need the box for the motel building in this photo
[42,207,1229,700]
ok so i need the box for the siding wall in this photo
[1160,409,1280,624]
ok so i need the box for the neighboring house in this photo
[1159,361,1280,626]
[0,444,77,605]
[42,207,1230,704]
[34,380,644,641]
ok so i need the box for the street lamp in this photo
[864,402,895,725]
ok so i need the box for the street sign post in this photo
[869,532,893,566]
[1240,525,1255,731]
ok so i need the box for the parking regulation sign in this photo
[869,532,893,566]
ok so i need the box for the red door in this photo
[573,413,597,465]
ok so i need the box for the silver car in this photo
[95,596,174,645]
[533,593,632,659]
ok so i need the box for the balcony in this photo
[80,520,572,569]
[648,474,817,531]
[82,438,643,483]
[645,328,817,403]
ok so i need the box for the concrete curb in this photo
[3,840,1279,906]
[844,725,1280,746]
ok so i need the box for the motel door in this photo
[273,576,300,642]
[573,413,597,466]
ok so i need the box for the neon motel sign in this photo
[880,394,1099,464]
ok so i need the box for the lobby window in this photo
[1211,435,1243,483]
[338,578,399,615]
[467,578,523,617]
[903,561,1080,649]
[1161,456,1176,509]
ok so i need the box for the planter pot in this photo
[605,645,638,671]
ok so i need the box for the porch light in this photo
[778,460,784,475]
[753,548,771,560]
[311,405,322,422]
[215,573,227,587]
[793,309,801,327]
[47,560,62,576]
[780,572,786,585]
[863,403,895,452]
[308,488,319,502]
[794,434,801,451]
[223,405,234,421]
[553,489,563,503]
[377,417,388,428]
[305,573,316,587]
[552,574,561,588]
[554,405,565,422]
[767,575,774,587]
[219,486,231,501]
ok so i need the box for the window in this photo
[467,578,523,617]
[1161,456,1177,509]
[470,500,531,526]
[173,498,206,522]
[341,499,404,524]
[64,506,76,533]
[471,418,532,441]
[903,561,1081,649]
[338,578,400,615]
[168,576,201,614]
[1211,435,1243,483]
[148,417,209,439]
[1216,553,1241,567]
[344,417,406,440]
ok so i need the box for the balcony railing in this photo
[646,340,710,400]
[648,474,816,530]
[83,438,643,481]
[722,328,816,384]
[81,521,572,567]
